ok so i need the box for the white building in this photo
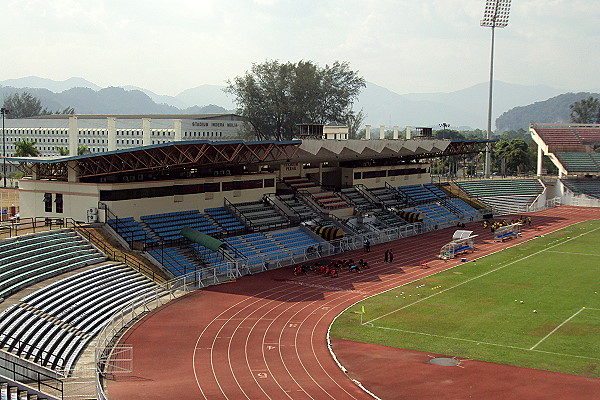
[3,114,244,156]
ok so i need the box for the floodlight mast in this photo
[481,0,511,178]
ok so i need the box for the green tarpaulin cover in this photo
[180,227,226,252]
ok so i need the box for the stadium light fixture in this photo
[439,122,450,139]
[481,0,511,178]
[1,107,9,188]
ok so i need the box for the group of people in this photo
[293,258,371,277]
[363,239,371,253]
[383,249,394,263]
[483,216,532,233]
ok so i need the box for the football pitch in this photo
[331,220,600,378]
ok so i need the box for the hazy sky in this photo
[3,0,599,95]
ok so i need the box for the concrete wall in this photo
[19,180,100,222]
[19,173,277,221]
[340,164,430,188]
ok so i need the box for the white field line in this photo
[365,225,600,325]
[546,251,600,257]
[530,307,596,350]
[364,323,600,362]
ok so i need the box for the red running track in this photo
[107,206,600,400]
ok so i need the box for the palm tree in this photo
[55,144,91,156]
[14,138,41,157]
[56,146,69,156]
[77,144,91,156]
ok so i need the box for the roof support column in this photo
[68,116,78,156]
[68,160,78,182]
[537,144,543,177]
[107,117,117,151]
[365,125,371,140]
[174,119,182,142]
[393,125,399,140]
[143,118,152,146]
[379,125,385,140]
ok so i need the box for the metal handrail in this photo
[224,197,256,232]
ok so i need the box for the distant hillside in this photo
[495,92,600,131]
[3,75,598,130]
[0,76,100,92]
[0,85,228,115]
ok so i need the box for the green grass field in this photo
[331,220,600,378]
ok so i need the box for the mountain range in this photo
[0,76,594,130]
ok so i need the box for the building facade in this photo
[3,114,244,156]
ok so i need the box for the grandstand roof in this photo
[8,139,301,180]
[294,138,492,163]
[531,123,600,147]
[8,138,493,181]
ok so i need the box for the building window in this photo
[43,193,52,212]
[55,194,64,214]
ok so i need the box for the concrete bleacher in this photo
[231,200,290,231]
[562,179,600,199]
[455,179,544,215]
[368,187,405,208]
[0,263,162,374]
[283,177,350,211]
[339,187,378,211]
[1,379,54,400]
[556,153,600,172]
[278,194,316,221]
[0,229,106,300]
[455,179,543,198]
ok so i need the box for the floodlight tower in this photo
[1,107,8,188]
[481,0,511,178]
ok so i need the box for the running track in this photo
[107,206,600,399]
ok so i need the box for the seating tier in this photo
[0,264,162,373]
[0,230,106,299]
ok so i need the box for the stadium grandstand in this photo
[530,122,600,207]
[0,120,597,399]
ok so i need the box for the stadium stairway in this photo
[88,225,169,283]
[0,380,55,400]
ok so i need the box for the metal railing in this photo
[224,197,256,232]
[95,274,199,400]
[0,349,63,399]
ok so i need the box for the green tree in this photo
[226,60,365,140]
[3,92,47,118]
[3,92,75,118]
[345,109,366,139]
[492,139,531,175]
[569,96,600,123]
[56,146,70,156]
[14,138,41,157]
